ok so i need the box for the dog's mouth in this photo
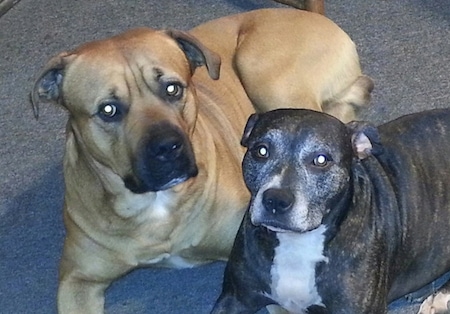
[263,224,292,233]
[124,168,198,193]
[251,217,297,233]
[253,217,320,234]
[156,173,197,191]
[124,122,199,194]
[261,222,323,234]
[261,222,300,233]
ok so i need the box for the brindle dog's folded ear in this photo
[347,121,383,159]
[240,113,260,147]
[165,29,221,80]
[30,52,73,119]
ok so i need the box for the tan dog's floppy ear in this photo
[241,113,260,147]
[165,29,221,80]
[30,52,73,119]
[347,121,383,159]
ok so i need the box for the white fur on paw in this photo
[417,292,450,314]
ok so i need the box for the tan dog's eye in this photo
[166,83,183,98]
[97,101,125,122]
[101,104,117,117]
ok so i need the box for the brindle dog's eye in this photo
[166,83,183,98]
[253,144,270,159]
[313,154,330,167]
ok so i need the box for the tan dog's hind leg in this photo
[322,75,374,123]
[232,10,373,122]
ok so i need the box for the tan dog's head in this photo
[31,28,221,193]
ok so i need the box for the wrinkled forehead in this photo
[255,111,351,153]
[69,28,190,81]
[62,29,191,106]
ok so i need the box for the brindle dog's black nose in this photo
[262,188,295,214]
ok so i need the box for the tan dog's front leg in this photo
[57,222,133,314]
[58,275,109,314]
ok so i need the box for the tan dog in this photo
[31,8,373,314]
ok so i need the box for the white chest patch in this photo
[144,253,197,268]
[269,225,327,313]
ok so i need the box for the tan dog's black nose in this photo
[262,188,295,215]
[149,134,184,162]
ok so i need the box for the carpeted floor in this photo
[1,0,449,313]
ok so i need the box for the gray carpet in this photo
[1,0,449,313]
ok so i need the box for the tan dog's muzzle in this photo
[124,121,198,193]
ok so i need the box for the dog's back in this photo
[375,109,450,300]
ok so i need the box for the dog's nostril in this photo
[262,188,295,214]
[150,137,184,161]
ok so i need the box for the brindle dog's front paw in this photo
[417,292,450,314]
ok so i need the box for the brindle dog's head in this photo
[240,109,378,233]
[31,28,220,193]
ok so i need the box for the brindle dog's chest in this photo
[269,225,328,313]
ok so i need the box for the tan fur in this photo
[31,9,373,313]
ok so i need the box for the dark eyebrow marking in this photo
[132,65,161,93]
[153,67,164,80]
[108,87,119,98]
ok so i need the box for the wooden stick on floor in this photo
[273,0,325,15]
[0,0,21,17]
[305,0,325,15]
